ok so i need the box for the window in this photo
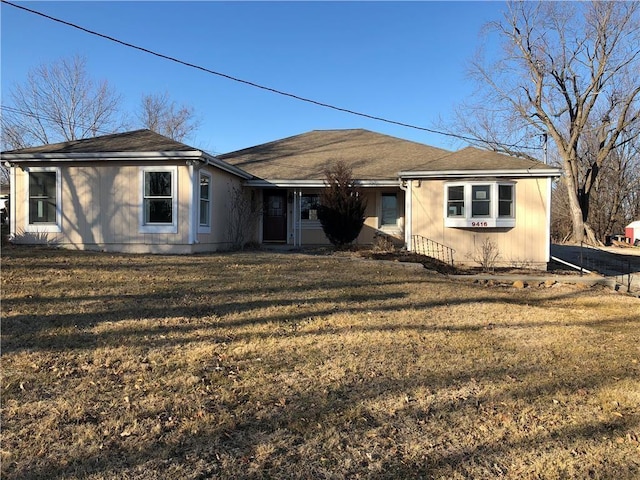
[26,168,61,232]
[471,185,491,217]
[199,172,211,229]
[381,193,398,226]
[445,182,515,228]
[498,184,514,217]
[447,185,464,217]
[301,194,319,220]
[139,167,178,234]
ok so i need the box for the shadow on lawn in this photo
[3,248,638,478]
[7,327,638,479]
[1,283,616,354]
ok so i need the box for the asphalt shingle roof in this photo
[219,129,551,180]
[218,129,452,180]
[2,129,196,154]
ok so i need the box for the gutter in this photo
[244,179,401,188]
[399,168,562,179]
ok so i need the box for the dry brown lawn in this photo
[1,246,639,479]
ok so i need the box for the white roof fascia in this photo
[0,151,203,162]
[201,153,253,180]
[1,150,253,180]
[399,168,562,179]
[244,179,401,188]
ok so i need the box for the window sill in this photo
[139,224,178,234]
[25,223,61,233]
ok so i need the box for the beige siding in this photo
[11,162,237,253]
[194,167,247,251]
[411,178,551,268]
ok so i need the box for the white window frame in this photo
[444,181,516,228]
[380,192,399,228]
[300,193,320,223]
[139,166,178,234]
[25,167,62,233]
[198,171,212,233]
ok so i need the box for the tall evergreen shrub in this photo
[317,161,367,248]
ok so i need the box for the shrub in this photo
[317,161,367,248]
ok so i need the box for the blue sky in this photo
[1,1,508,154]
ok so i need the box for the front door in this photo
[263,190,287,242]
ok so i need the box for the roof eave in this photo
[0,151,203,161]
[244,179,401,188]
[399,168,562,179]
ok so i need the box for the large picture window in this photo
[139,166,178,234]
[26,168,61,233]
[445,182,515,228]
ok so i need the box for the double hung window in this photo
[140,166,178,233]
[26,168,61,232]
[199,172,211,231]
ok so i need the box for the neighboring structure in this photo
[626,221,640,245]
[1,130,251,253]
[2,128,562,268]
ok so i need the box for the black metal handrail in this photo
[412,235,455,266]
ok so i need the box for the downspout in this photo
[545,176,553,263]
[297,189,302,247]
[9,164,16,240]
[400,179,412,251]
[187,162,197,246]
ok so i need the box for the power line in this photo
[2,0,542,151]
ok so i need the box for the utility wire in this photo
[2,0,542,151]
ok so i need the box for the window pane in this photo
[200,200,210,225]
[301,194,319,220]
[472,185,491,217]
[145,172,172,196]
[381,194,397,225]
[146,199,172,223]
[447,186,464,217]
[200,175,210,200]
[448,185,464,201]
[29,172,56,223]
[499,185,514,217]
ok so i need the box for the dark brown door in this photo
[263,190,287,242]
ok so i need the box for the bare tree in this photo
[137,91,201,142]
[226,184,261,250]
[451,2,640,244]
[1,55,123,150]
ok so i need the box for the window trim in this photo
[139,166,178,234]
[198,171,212,233]
[300,193,320,222]
[380,192,399,228]
[25,167,62,233]
[444,181,515,228]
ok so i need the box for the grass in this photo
[1,245,639,479]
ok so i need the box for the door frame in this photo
[262,189,288,243]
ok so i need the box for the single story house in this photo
[2,128,561,268]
